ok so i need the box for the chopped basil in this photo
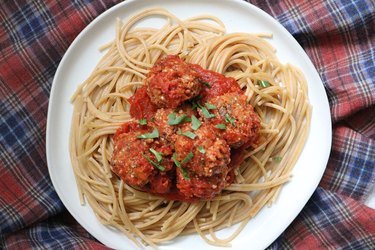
[199,80,211,88]
[205,103,217,110]
[273,156,282,162]
[184,117,192,122]
[142,154,165,171]
[172,153,181,167]
[181,152,194,164]
[225,114,236,127]
[215,123,227,130]
[137,128,159,139]
[191,115,201,130]
[168,112,188,125]
[191,97,203,110]
[200,107,216,119]
[191,101,199,110]
[182,131,197,139]
[258,80,270,88]
[198,146,206,154]
[172,153,190,181]
[138,118,147,125]
[149,148,162,163]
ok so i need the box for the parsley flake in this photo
[205,103,217,110]
[143,154,165,171]
[137,128,159,139]
[273,156,282,162]
[181,152,194,164]
[138,118,147,125]
[225,114,236,127]
[149,148,163,163]
[215,123,227,130]
[199,80,211,88]
[168,112,188,125]
[182,131,197,139]
[191,97,203,110]
[191,115,201,130]
[198,146,206,154]
[172,153,190,181]
[200,107,216,119]
[258,80,270,88]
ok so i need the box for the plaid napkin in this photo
[1,0,374,249]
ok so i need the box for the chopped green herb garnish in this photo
[182,131,197,139]
[258,80,270,88]
[205,103,217,110]
[172,153,190,181]
[181,152,194,164]
[184,117,192,122]
[143,154,165,171]
[172,153,181,167]
[149,148,163,163]
[215,123,227,130]
[225,114,236,127]
[199,80,211,88]
[168,112,188,125]
[198,146,206,154]
[200,107,216,119]
[191,115,201,130]
[191,97,203,110]
[137,128,159,139]
[138,118,147,125]
[273,156,282,162]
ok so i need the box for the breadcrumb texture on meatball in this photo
[146,55,201,108]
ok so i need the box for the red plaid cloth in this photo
[1,0,374,249]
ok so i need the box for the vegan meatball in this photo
[189,64,242,103]
[200,92,260,148]
[153,105,197,143]
[174,124,231,177]
[146,55,201,108]
[176,169,227,199]
[111,122,174,190]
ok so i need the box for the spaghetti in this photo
[70,8,311,247]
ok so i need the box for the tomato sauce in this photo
[128,86,158,120]
[190,64,242,102]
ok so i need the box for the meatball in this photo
[111,122,174,189]
[189,64,242,103]
[154,105,198,142]
[146,55,201,108]
[154,108,176,142]
[200,93,260,148]
[176,169,227,199]
[128,86,158,120]
[149,173,172,194]
[174,124,231,177]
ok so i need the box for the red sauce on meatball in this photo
[175,124,230,177]
[200,93,260,148]
[189,64,242,103]
[146,55,201,108]
[113,55,261,201]
[128,86,158,120]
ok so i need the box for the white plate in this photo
[46,0,332,249]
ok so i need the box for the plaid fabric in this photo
[1,0,374,249]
